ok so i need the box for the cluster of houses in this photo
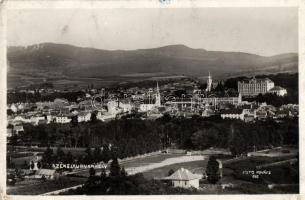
[7,97,298,138]
[220,103,298,122]
[7,75,297,138]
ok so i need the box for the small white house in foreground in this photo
[162,168,202,189]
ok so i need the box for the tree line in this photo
[15,114,298,159]
[7,91,85,104]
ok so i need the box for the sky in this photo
[7,7,298,56]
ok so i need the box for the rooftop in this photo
[238,77,274,84]
[269,86,286,91]
[163,168,202,181]
[220,108,243,114]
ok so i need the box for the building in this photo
[162,168,202,189]
[255,110,268,120]
[119,101,133,113]
[220,109,244,120]
[275,110,292,119]
[97,113,116,122]
[13,125,24,135]
[77,111,91,122]
[244,114,255,122]
[267,86,287,96]
[55,114,71,124]
[30,115,46,125]
[10,104,18,113]
[107,101,122,115]
[12,115,31,124]
[202,93,242,106]
[7,128,13,137]
[139,82,161,112]
[238,77,275,96]
[139,104,156,112]
[201,108,215,117]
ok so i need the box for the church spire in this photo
[206,72,212,92]
[155,82,161,107]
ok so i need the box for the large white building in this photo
[238,77,275,96]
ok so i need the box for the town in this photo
[6,73,299,195]
[7,73,297,130]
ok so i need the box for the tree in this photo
[93,147,102,163]
[110,158,121,177]
[168,169,175,176]
[101,144,111,163]
[120,167,127,177]
[66,151,74,163]
[22,161,29,169]
[84,147,93,164]
[90,111,97,123]
[71,115,78,126]
[30,161,35,170]
[191,128,219,150]
[228,123,247,156]
[89,167,96,176]
[100,167,107,180]
[7,109,14,116]
[214,81,225,92]
[56,146,65,162]
[42,147,54,168]
[41,175,46,182]
[37,161,42,169]
[206,156,220,184]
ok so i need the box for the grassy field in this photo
[142,160,206,180]
[10,146,89,168]
[224,156,296,170]
[121,153,185,168]
[71,153,186,177]
[224,155,299,188]
[6,176,86,195]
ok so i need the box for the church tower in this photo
[206,72,212,92]
[155,82,161,106]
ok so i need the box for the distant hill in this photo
[7,43,298,79]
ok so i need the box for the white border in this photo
[0,1,304,200]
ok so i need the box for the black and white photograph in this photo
[2,1,302,196]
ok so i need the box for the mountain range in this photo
[7,43,298,79]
